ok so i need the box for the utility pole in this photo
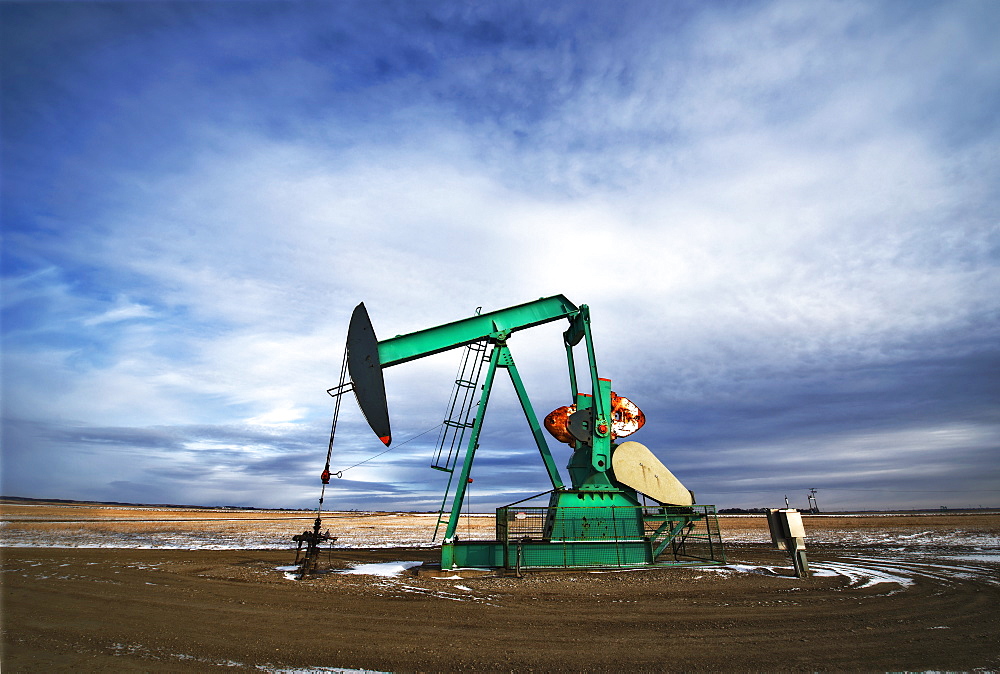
[808,488,819,514]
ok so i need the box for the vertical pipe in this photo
[707,507,716,561]
[564,339,578,401]
[581,307,606,420]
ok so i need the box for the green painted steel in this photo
[588,378,613,484]
[441,343,503,548]
[440,342,565,551]
[377,295,578,368]
[343,294,726,571]
[494,497,725,570]
[448,540,505,568]
[579,307,612,450]
[564,388,616,491]
[652,518,693,558]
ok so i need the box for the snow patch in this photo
[337,561,423,577]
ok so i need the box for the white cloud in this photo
[4,0,997,508]
[81,297,155,326]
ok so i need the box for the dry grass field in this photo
[2,501,999,672]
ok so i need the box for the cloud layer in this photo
[2,1,998,512]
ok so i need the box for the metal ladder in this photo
[431,339,490,539]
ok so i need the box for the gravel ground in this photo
[2,505,998,672]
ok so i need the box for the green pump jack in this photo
[309,295,724,573]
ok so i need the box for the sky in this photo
[2,0,998,514]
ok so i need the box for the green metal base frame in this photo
[441,491,725,571]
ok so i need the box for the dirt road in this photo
[2,509,998,672]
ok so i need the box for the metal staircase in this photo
[651,505,725,564]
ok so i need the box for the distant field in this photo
[0,501,485,549]
[2,500,998,551]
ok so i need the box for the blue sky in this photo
[2,0,998,513]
